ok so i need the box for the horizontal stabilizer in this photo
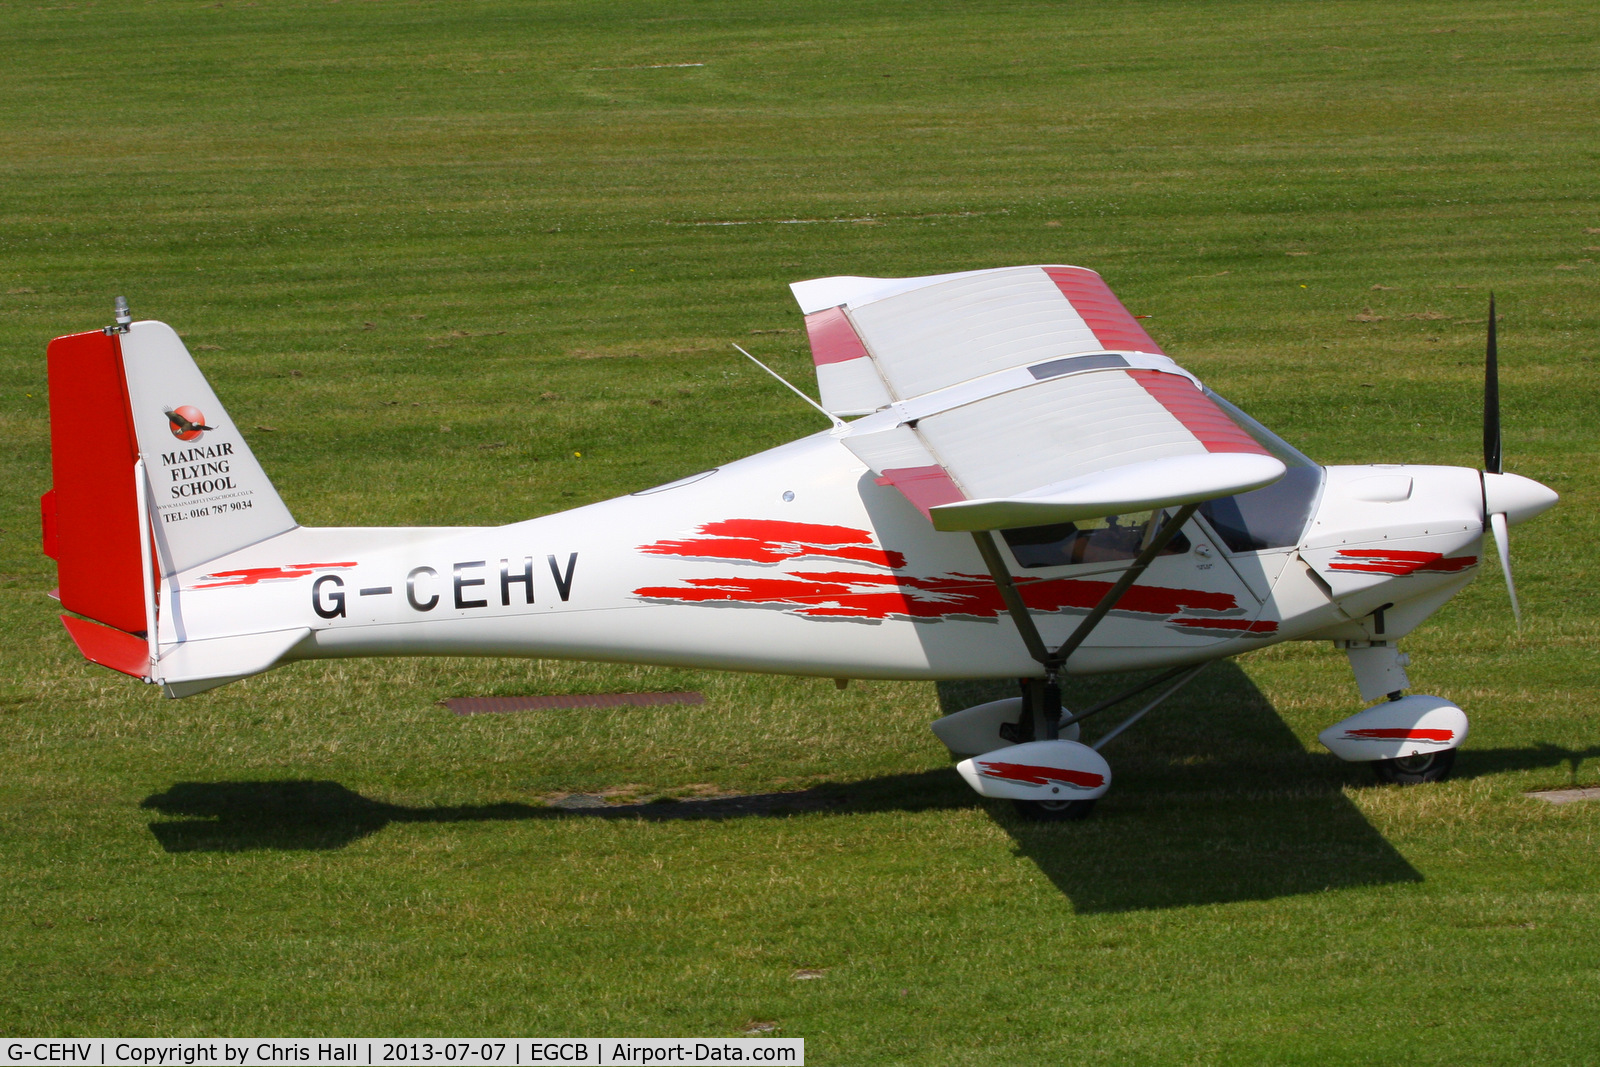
[157,626,310,698]
[929,453,1286,532]
[60,615,150,679]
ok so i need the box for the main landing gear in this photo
[939,506,1206,821]
[935,663,1209,821]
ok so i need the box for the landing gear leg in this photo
[999,679,1037,745]
[1011,673,1095,820]
[1000,676,1064,742]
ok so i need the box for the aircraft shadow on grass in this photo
[141,661,1595,914]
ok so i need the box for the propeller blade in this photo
[1484,294,1501,475]
[1488,510,1521,629]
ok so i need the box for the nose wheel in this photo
[1372,747,1456,785]
[1014,798,1097,822]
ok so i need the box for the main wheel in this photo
[1014,798,1096,821]
[1372,747,1456,785]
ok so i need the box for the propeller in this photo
[1484,293,1500,477]
[1478,294,1558,627]
[1482,294,1517,626]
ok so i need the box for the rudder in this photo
[42,329,147,634]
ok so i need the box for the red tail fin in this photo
[43,329,148,636]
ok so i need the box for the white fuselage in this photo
[158,427,1487,681]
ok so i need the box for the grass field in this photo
[2,0,1599,1060]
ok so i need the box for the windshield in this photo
[1197,392,1323,552]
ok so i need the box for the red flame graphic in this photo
[639,519,907,569]
[194,561,358,588]
[1168,617,1280,634]
[630,521,1280,630]
[1329,550,1477,575]
[634,568,1259,623]
[1343,727,1454,743]
[976,760,1105,790]
[634,520,1278,632]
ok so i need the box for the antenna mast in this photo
[732,343,844,428]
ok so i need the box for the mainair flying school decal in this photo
[155,403,251,515]
[632,519,1277,635]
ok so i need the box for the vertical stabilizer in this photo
[118,321,297,575]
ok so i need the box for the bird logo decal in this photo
[165,405,214,441]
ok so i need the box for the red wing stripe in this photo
[1042,267,1165,354]
[803,305,872,366]
[1126,369,1271,455]
[875,464,966,518]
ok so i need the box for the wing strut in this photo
[1050,503,1199,666]
[969,531,1050,666]
[969,503,1200,740]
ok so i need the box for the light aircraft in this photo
[40,267,1558,819]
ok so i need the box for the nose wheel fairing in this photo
[1318,695,1469,764]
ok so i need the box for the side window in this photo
[1002,511,1191,569]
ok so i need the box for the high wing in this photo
[791,264,1285,531]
